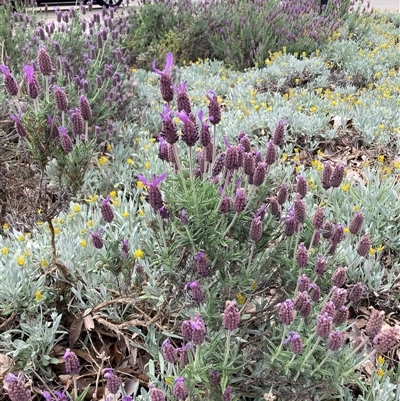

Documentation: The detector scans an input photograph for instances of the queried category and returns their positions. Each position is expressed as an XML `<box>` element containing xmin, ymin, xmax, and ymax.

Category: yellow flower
<box><xmin>106</xmin><ymin>143</ymin><xmax>112</xmax><ymax>151</ymax></box>
<box><xmin>150</xmin><ymin>138</ymin><xmax>156</xmax><ymax>143</ymax></box>
<box><xmin>17</xmin><ymin>234</ymin><xmax>25</xmax><ymax>242</ymax></box>
<box><xmin>1</xmin><ymin>247</ymin><xmax>9</xmax><ymax>255</ymax></box>
<box><xmin>344</xmin><ymin>227</ymin><xmax>350</xmax><ymax>234</ymax></box>
<box><xmin>295</xmin><ymin>166</ymin><xmax>301</xmax><ymax>173</ymax></box>
<box><xmin>73</xmin><ymin>204</ymin><xmax>81</xmax><ymax>213</ymax></box>
<box><xmin>377</xmin><ymin>155</ymin><xmax>385</xmax><ymax>163</ymax></box>
<box><xmin>80</xmin><ymin>240</ymin><xmax>87</xmax><ymax>247</ymax></box>
<box><xmin>236</xmin><ymin>293</ymin><xmax>246</xmax><ymax>306</ymax></box>
<box><xmin>281</xmin><ymin>153</ymin><xmax>288</xmax><ymax>162</ymax></box>
<box><xmin>251</xmin><ymin>280</ymin><xmax>257</xmax><ymax>290</ymax></box>
<box><xmin>98</xmin><ymin>155</ymin><xmax>108</xmax><ymax>166</ymax></box>
<box><xmin>310</xmin><ymin>106</ymin><xmax>317</xmax><ymax>113</ymax></box>
<box><xmin>377</xmin><ymin>355</ymin><xmax>385</xmax><ymax>365</ymax></box>
<box><xmin>377</xmin><ymin>245</ymin><xmax>385</xmax><ymax>252</ymax></box>
<box><xmin>369</xmin><ymin>248</ymin><xmax>376</xmax><ymax>256</ymax></box>
<box><xmin>109</xmin><ymin>191</ymin><xmax>117</xmax><ymax>198</ymax></box>
<box><xmin>137</xmin><ymin>181</ymin><xmax>144</xmax><ymax>189</ymax></box>
<box><xmin>127</xmin><ymin>158</ymin><xmax>134</xmax><ymax>165</ymax></box>
<box><xmin>59</xmin><ymin>218</ymin><xmax>65</xmax><ymax>224</ymax></box>
<box><xmin>85</xmin><ymin>195</ymin><xmax>98</xmax><ymax>203</ymax></box>
<box><xmin>87</xmin><ymin>220</ymin><xmax>94</xmax><ymax>228</ymax></box>
<box><xmin>341</xmin><ymin>183</ymin><xmax>350</xmax><ymax>192</ymax></box>
<box><xmin>307</xmin><ymin>179</ymin><xmax>316</xmax><ymax>190</ymax></box>
<box><xmin>164</xmin><ymin>376</ymin><xmax>174</xmax><ymax>386</ymax></box>
<box><xmin>293</xmin><ymin>155</ymin><xmax>299</xmax><ymax>162</ymax></box>
<box><xmin>54</xmin><ymin>227</ymin><xmax>60</xmax><ymax>235</ymax></box>
<box><xmin>395</xmin><ymin>161</ymin><xmax>400</xmax><ymax>169</ymax></box>
<box><xmin>122</xmin><ymin>211</ymin><xmax>130</xmax><ymax>217</ymax></box>
<box><xmin>67</xmin><ymin>214</ymin><xmax>74</xmax><ymax>219</ymax></box>
<box><xmin>41</xmin><ymin>259</ymin><xmax>48</xmax><ymax>268</ymax></box>
<box><xmin>35</xmin><ymin>291</ymin><xmax>43</xmax><ymax>302</ymax></box>
<box><xmin>377</xmin><ymin>368</ymin><xmax>385</xmax><ymax>378</ymax></box>
<box><xmin>138</xmin><ymin>210</ymin><xmax>145</xmax><ymax>217</ymax></box>
<box><xmin>134</xmin><ymin>249</ymin><xmax>144</xmax><ymax>259</ymax></box>
<box><xmin>353</xmin><ymin>205</ymin><xmax>359</xmax><ymax>212</ymax></box>
<box><xmin>112</xmin><ymin>199</ymin><xmax>119</xmax><ymax>207</ymax></box>
<box><xmin>145</xmin><ymin>161</ymin><xmax>151</xmax><ymax>169</ymax></box>
<box><xmin>16</xmin><ymin>255</ymin><xmax>26</xmax><ymax>266</ymax></box>
<box><xmin>2</xmin><ymin>223</ymin><xmax>9</xmax><ymax>230</ymax></box>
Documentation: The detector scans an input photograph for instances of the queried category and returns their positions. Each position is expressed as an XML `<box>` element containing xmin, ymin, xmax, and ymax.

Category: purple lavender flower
<box><xmin>4</xmin><ymin>373</ymin><xmax>30</xmax><ymax>401</ymax></box>
<box><xmin>357</xmin><ymin>234</ymin><xmax>371</xmax><ymax>257</ymax></box>
<box><xmin>53</xmin><ymin>85</ymin><xmax>68</xmax><ymax>112</ymax></box>
<box><xmin>329</xmin><ymin>162</ymin><xmax>345</xmax><ymax>188</ymax></box>
<box><xmin>70</xmin><ymin>108</ymin><xmax>85</xmax><ymax>137</ymax></box>
<box><xmin>330</xmin><ymin>287</ymin><xmax>348</xmax><ymax>309</ymax></box>
<box><xmin>173</xmin><ymin>377</ymin><xmax>188</xmax><ymax>400</ymax></box>
<box><xmin>278</xmin><ymin>299</ymin><xmax>294</xmax><ymax>325</ymax></box>
<box><xmin>349</xmin><ymin>211</ymin><xmax>364</xmax><ymax>234</ymax></box>
<box><xmin>207</xmin><ymin>90</ymin><xmax>221</xmax><ymax>125</ymax></box>
<box><xmin>373</xmin><ymin>326</ymin><xmax>400</xmax><ymax>354</ymax></box>
<box><xmin>349</xmin><ymin>282</ymin><xmax>364</xmax><ymax>304</ymax></box>
<box><xmin>295</xmin><ymin>243</ymin><xmax>308</xmax><ymax>267</ymax></box>
<box><xmin>310</xmin><ymin>283</ymin><xmax>321</xmax><ymax>302</ymax></box>
<box><xmin>249</xmin><ymin>215</ymin><xmax>262</xmax><ymax>242</ymax></box>
<box><xmin>47</xmin><ymin>115</ymin><xmax>60</xmax><ymax>139</ymax></box>
<box><xmin>331</xmin><ymin>266</ymin><xmax>347</xmax><ymax>288</ymax></box>
<box><xmin>191</xmin><ymin>315</ymin><xmax>207</xmax><ymax>345</ymax></box>
<box><xmin>293</xmin><ymin>194</ymin><xmax>306</xmax><ymax>223</ymax></box>
<box><xmin>253</xmin><ymin>162</ymin><xmax>267</xmax><ymax>186</ymax></box>
<box><xmin>316</xmin><ymin>312</ymin><xmax>333</xmax><ymax>338</ymax></box>
<box><xmin>176</xmin><ymin>110</ymin><xmax>198</xmax><ymax>147</ymax></box>
<box><xmin>0</xmin><ymin>65</ymin><xmax>18</xmax><ymax>96</ymax></box>
<box><xmin>321</xmin><ymin>301</ymin><xmax>336</xmax><ymax>317</ymax></box>
<box><xmin>101</xmin><ymin>195</ymin><xmax>114</xmax><ymax>223</ymax></box>
<box><xmin>328</xmin><ymin>330</ymin><xmax>344</xmax><ymax>351</ymax></box>
<box><xmin>243</xmin><ymin>152</ymin><xmax>255</xmax><ymax>176</ymax></box>
<box><xmin>365</xmin><ymin>309</ymin><xmax>385</xmax><ymax>338</ymax></box>
<box><xmin>180</xmin><ymin>209</ymin><xmax>188</xmax><ymax>226</ymax></box>
<box><xmin>152</xmin><ymin>52</ymin><xmax>174</xmax><ymax>102</ymax></box>
<box><xmin>284</xmin><ymin>331</ymin><xmax>303</xmax><ymax>354</ymax></box>
<box><xmin>174</xmin><ymin>81</ymin><xmax>191</xmax><ymax>114</ymax></box>
<box><xmin>211</xmin><ymin>152</ymin><xmax>226</xmax><ymax>177</ymax></box>
<box><xmin>223</xmin><ymin>300</ymin><xmax>240</xmax><ymax>330</ymax></box>
<box><xmin>161</xmin><ymin>338</ymin><xmax>177</xmax><ymax>364</ymax></box>
<box><xmin>63</xmin><ymin>348</ymin><xmax>80</xmax><ymax>374</ymax></box>
<box><xmin>272</xmin><ymin>119</ymin><xmax>286</xmax><ymax>146</ymax></box>
<box><xmin>277</xmin><ymin>183</ymin><xmax>288</xmax><ymax>205</ymax></box>
<box><xmin>157</xmin><ymin>135</ymin><xmax>169</xmax><ymax>162</ymax></box>
<box><xmin>239</xmin><ymin>134</ymin><xmax>251</xmax><ymax>152</ymax></box>
<box><xmin>179</xmin><ymin>344</ymin><xmax>189</xmax><ymax>367</ymax></box>
<box><xmin>79</xmin><ymin>95</ymin><xmax>92</xmax><ymax>121</ymax></box>
<box><xmin>136</xmin><ymin>173</ymin><xmax>167</xmax><ymax>213</ymax></box>
<box><xmin>321</xmin><ymin>162</ymin><xmax>332</xmax><ymax>190</ymax></box>
<box><xmin>198</xmin><ymin>110</ymin><xmax>211</xmax><ymax>147</ymax></box>
<box><xmin>159</xmin><ymin>205</ymin><xmax>170</xmax><ymax>219</ymax></box>
<box><xmin>297</xmin><ymin>274</ymin><xmax>310</xmax><ymax>292</ymax></box>
<box><xmin>195</xmin><ymin>252</ymin><xmax>210</xmax><ymax>277</ymax></box>
<box><xmin>269</xmin><ymin>197</ymin><xmax>281</xmax><ymax>219</ymax></box>
<box><xmin>59</xmin><ymin>126</ymin><xmax>73</xmax><ymax>153</ymax></box>
<box><xmin>150</xmin><ymin>386</ymin><xmax>166</xmax><ymax>401</ymax></box>
<box><xmin>296</xmin><ymin>175</ymin><xmax>307</xmax><ymax>198</ymax></box>
<box><xmin>314</xmin><ymin>254</ymin><xmax>326</xmax><ymax>275</ymax></box>
<box><xmin>89</xmin><ymin>229</ymin><xmax>104</xmax><ymax>249</ymax></box>
<box><xmin>284</xmin><ymin>213</ymin><xmax>296</xmax><ymax>237</ymax></box>
<box><xmin>220</xmin><ymin>196</ymin><xmax>231</xmax><ymax>214</ymax></box>
<box><xmin>103</xmin><ymin>368</ymin><xmax>120</xmax><ymax>394</ymax></box>
<box><xmin>121</xmin><ymin>239</ymin><xmax>129</xmax><ymax>258</ymax></box>
<box><xmin>23</xmin><ymin>65</ymin><xmax>40</xmax><ymax>99</ymax></box>
<box><xmin>181</xmin><ymin>319</ymin><xmax>193</xmax><ymax>342</ymax></box>
<box><xmin>333</xmin><ymin>306</ymin><xmax>349</xmax><ymax>325</ymax></box>
<box><xmin>233</xmin><ymin>181</ymin><xmax>246</xmax><ymax>213</ymax></box>
<box><xmin>160</xmin><ymin>103</ymin><xmax>178</xmax><ymax>145</ymax></box>
<box><xmin>38</xmin><ymin>45</ymin><xmax>53</xmax><ymax>76</ymax></box>
<box><xmin>222</xmin><ymin>387</ymin><xmax>233</xmax><ymax>401</ymax></box>
<box><xmin>265</xmin><ymin>140</ymin><xmax>276</xmax><ymax>166</ymax></box>
<box><xmin>312</xmin><ymin>207</ymin><xmax>325</xmax><ymax>230</ymax></box>
<box><xmin>10</xmin><ymin>111</ymin><xmax>27</xmax><ymax>137</ymax></box>
<box><xmin>210</xmin><ymin>369</ymin><xmax>221</xmax><ymax>386</ymax></box>
<box><xmin>185</xmin><ymin>281</ymin><xmax>205</xmax><ymax>303</ymax></box>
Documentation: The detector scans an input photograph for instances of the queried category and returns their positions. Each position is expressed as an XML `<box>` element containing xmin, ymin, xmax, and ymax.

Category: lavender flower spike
<box><xmin>10</xmin><ymin>111</ymin><xmax>27</xmax><ymax>137</ymax></box>
<box><xmin>152</xmin><ymin>52</ymin><xmax>174</xmax><ymax>102</ymax></box>
<box><xmin>207</xmin><ymin>89</ymin><xmax>221</xmax><ymax>125</ymax></box>
<box><xmin>0</xmin><ymin>65</ymin><xmax>18</xmax><ymax>96</ymax></box>
<box><xmin>23</xmin><ymin>64</ymin><xmax>40</xmax><ymax>99</ymax></box>
<box><xmin>136</xmin><ymin>173</ymin><xmax>167</xmax><ymax>212</ymax></box>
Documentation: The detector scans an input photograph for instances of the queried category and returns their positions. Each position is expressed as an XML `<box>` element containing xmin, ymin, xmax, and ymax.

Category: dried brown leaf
<box><xmin>69</xmin><ymin>317</ymin><xmax>84</xmax><ymax>349</ymax></box>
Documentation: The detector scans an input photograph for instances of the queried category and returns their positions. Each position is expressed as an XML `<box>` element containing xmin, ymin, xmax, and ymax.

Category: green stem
<box><xmin>73</xmin><ymin>375</ymin><xmax>78</xmax><ymax>400</ymax></box>
<box><xmin>311</xmin><ymin>349</ymin><xmax>332</xmax><ymax>376</ymax></box>
<box><xmin>157</xmin><ymin>214</ymin><xmax>168</xmax><ymax>250</ymax></box>
<box><xmin>271</xmin><ymin>325</ymin><xmax>288</xmax><ymax>363</ymax></box>
<box><xmin>224</xmin><ymin>329</ymin><xmax>232</xmax><ymax>366</ymax></box>
<box><xmin>223</xmin><ymin>212</ymin><xmax>239</xmax><ymax>237</ymax></box>
<box><xmin>173</xmin><ymin>143</ymin><xmax>188</xmax><ymax>192</ymax></box>
<box><xmin>294</xmin><ymin>336</ymin><xmax>321</xmax><ymax>381</ymax></box>
<box><xmin>247</xmin><ymin>242</ymin><xmax>256</xmax><ymax>270</ymax></box>
<box><xmin>188</xmin><ymin>146</ymin><xmax>200</xmax><ymax>222</ymax></box>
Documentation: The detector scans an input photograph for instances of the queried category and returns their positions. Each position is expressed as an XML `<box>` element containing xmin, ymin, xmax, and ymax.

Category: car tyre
<box><xmin>95</xmin><ymin>0</ymin><xmax>124</xmax><ymax>7</ymax></box>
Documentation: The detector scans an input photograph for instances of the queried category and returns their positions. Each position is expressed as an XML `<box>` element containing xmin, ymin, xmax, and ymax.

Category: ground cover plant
<box><xmin>0</xmin><ymin>1</ymin><xmax>400</xmax><ymax>401</ymax></box>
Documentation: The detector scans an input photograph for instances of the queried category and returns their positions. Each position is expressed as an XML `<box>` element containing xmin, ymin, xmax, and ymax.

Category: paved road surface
<box><xmin>366</xmin><ymin>0</ymin><xmax>399</xmax><ymax>11</ymax></box>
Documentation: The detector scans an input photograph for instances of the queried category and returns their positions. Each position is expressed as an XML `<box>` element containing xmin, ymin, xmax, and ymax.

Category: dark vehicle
<box><xmin>32</xmin><ymin>0</ymin><xmax>124</xmax><ymax>8</ymax></box>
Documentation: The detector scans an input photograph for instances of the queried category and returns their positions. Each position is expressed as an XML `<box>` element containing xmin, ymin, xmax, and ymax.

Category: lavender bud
<box><xmin>312</xmin><ymin>230</ymin><xmax>321</xmax><ymax>246</ymax></box>
<box><xmin>314</xmin><ymin>254</ymin><xmax>326</xmax><ymax>275</ymax></box>
<box><xmin>250</xmin><ymin>216</ymin><xmax>262</xmax><ymax>242</ymax></box>
<box><xmin>277</xmin><ymin>183</ymin><xmax>288</xmax><ymax>205</ymax></box>
<box><xmin>349</xmin><ymin>282</ymin><xmax>364</xmax><ymax>304</ymax></box>
<box><xmin>207</xmin><ymin>90</ymin><xmax>221</xmax><ymax>125</ymax></box>
<box><xmin>194</xmin><ymin>252</ymin><xmax>209</xmax><ymax>277</ymax></box>
<box><xmin>328</xmin><ymin>330</ymin><xmax>344</xmax><ymax>351</ymax></box>
<box><xmin>101</xmin><ymin>195</ymin><xmax>114</xmax><ymax>223</ymax></box>
<box><xmin>320</xmin><ymin>301</ymin><xmax>336</xmax><ymax>317</ymax></box>
<box><xmin>180</xmin><ymin>209</ymin><xmax>188</xmax><ymax>226</ymax></box>
<box><xmin>333</xmin><ymin>306</ymin><xmax>349</xmax><ymax>325</ymax></box>
<box><xmin>10</xmin><ymin>112</ymin><xmax>27</xmax><ymax>137</ymax></box>
<box><xmin>310</xmin><ymin>283</ymin><xmax>321</xmax><ymax>302</ymax></box>
<box><xmin>53</xmin><ymin>86</ymin><xmax>68</xmax><ymax>111</ymax></box>
<box><xmin>239</xmin><ymin>134</ymin><xmax>251</xmax><ymax>152</ymax></box>
<box><xmin>284</xmin><ymin>215</ymin><xmax>296</xmax><ymax>237</ymax></box>
<box><xmin>222</xmin><ymin>387</ymin><xmax>233</xmax><ymax>401</ymax></box>
<box><xmin>161</xmin><ymin>339</ymin><xmax>177</xmax><ymax>364</ymax></box>
<box><xmin>63</xmin><ymin>348</ymin><xmax>80</xmax><ymax>374</ymax></box>
<box><xmin>0</xmin><ymin>65</ymin><xmax>19</xmax><ymax>96</ymax></box>
<box><xmin>312</xmin><ymin>207</ymin><xmax>325</xmax><ymax>230</ymax></box>
<box><xmin>179</xmin><ymin>345</ymin><xmax>189</xmax><ymax>367</ymax></box>
<box><xmin>331</xmin><ymin>266</ymin><xmax>347</xmax><ymax>288</ymax></box>
<box><xmin>38</xmin><ymin>46</ymin><xmax>53</xmax><ymax>76</ymax></box>
<box><xmin>89</xmin><ymin>229</ymin><xmax>104</xmax><ymax>249</ymax></box>
<box><xmin>272</xmin><ymin>119</ymin><xmax>286</xmax><ymax>146</ymax></box>
<box><xmin>357</xmin><ymin>234</ymin><xmax>371</xmax><ymax>257</ymax></box>
<box><xmin>210</xmin><ymin>370</ymin><xmax>221</xmax><ymax>386</ymax></box>
<box><xmin>269</xmin><ymin>197</ymin><xmax>281</xmax><ymax>219</ymax></box>
<box><xmin>159</xmin><ymin>206</ymin><xmax>170</xmax><ymax>219</ymax></box>
<box><xmin>316</xmin><ymin>312</ymin><xmax>333</xmax><ymax>338</ymax></box>
<box><xmin>349</xmin><ymin>211</ymin><xmax>364</xmax><ymax>234</ymax></box>
<box><xmin>220</xmin><ymin>196</ymin><xmax>231</xmax><ymax>214</ymax></box>
<box><xmin>284</xmin><ymin>331</ymin><xmax>303</xmax><ymax>354</ymax></box>
<box><xmin>199</xmin><ymin>122</ymin><xmax>211</xmax><ymax>147</ymax></box>
<box><xmin>293</xmin><ymin>194</ymin><xmax>306</xmax><ymax>223</ymax></box>
<box><xmin>181</xmin><ymin>320</ymin><xmax>193</xmax><ymax>342</ymax></box>
<box><xmin>173</xmin><ymin>377</ymin><xmax>188</xmax><ymax>401</ymax></box>
<box><xmin>243</xmin><ymin>152</ymin><xmax>255</xmax><ymax>176</ymax></box>
<box><xmin>175</xmin><ymin>82</ymin><xmax>191</xmax><ymax>114</ymax></box>
<box><xmin>79</xmin><ymin>95</ymin><xmax>92</xmax><ymax>121</ymax></box>
<box><xmin>365</xmin><ymin>309</ymin><xmax>385</xmax><ymax>338</ymax></box>
<box><xmin>223</xmin><ymin>300</ymin><xmax>240</xmax><ymax>330</ymax></box>
<box><xmin>186</xmin><ymin>281</ymin><xmax>205</xmax><ymax>303</ymax></box>
<box><xmin>295</xmin><ymin>243</ymin><xmax>308</xmax><ymax>267</ymax></box>
<box><xmin>59</xmin><ymin>126</ymin><xmax>73</xmax><ymax>153</ymax></box>
<box><xmin>321</xmin><ymin>162</ymin><xmax>332</xmax><ymax>190</ymax></box>
<box><xmin>331</xmin><ymin>223</ymin><xmax>344</xmax><ymax>245</ymax></box>
<box><xmin>296</xmin><ymin>175</ymin><xmax>307</xmax><ymax>198</ymax></box>
<box><xmin>103</xmin><ymin>368</ymin><xmax>120</xmax><ymax>394</ymax></box>
<box><xmin>70</xmin><ymin>109</ymin><xmax>84</xmax><ymax>137</ymax></box>
<box><xmin>330</xmin><ymin>162</ymin><xmax>345</xmax><ymax>188</ymax></box>
<box><xmin>322</xmin><ymin>220</ymin><xmax>334</xmax><ymax>239</ymax></box>
<box><xmin>4</xmin><ymin>373</ymin><xmax>30</xmax><ymax>401</ymax></box>
<box><xmin>225</xmin><ymin>145</ymin><xmax>240</xmax><ymax>170</ymax></box>
<box><xmin>150</xmin><ymin>387</ymin><xmax>165</xmax><ymax>401</ymax></box>
<box><xmin>160</xmin><ymin>74</ymin><xmax>174</xmax><ymax>103</ymax></box>
<box><xmin>191</xmin><ymin>315</ymin><xmax>206</xmax><ymax>345</ymax></box>
<box><xmin>278</xmin><ymin>299</ymin><xmax>294</xmax><ymax>325</ymax></box>
<box><xmin>211</xmin><ymin>152</ymin><xmax>226</xmax><ymax>177</ymax></box>
<box><xmin>233</xmin><ymin>187</ymin><xmax>246</xmax><ymax>213</ymax></box>
<box><xmin>265</xmin><ymin>140</ymin><xmax>276</xmax><ymax>165</ymax></box>
<box><xmin>373</xmin><ymin>326</ymin><xmax>400</xmax><ymax>354</ymax></box>
<box><xmin>253</xmin><ymin>162</ymin><xmax>267</xmax><ymax>186</ymax></box>
<box><xmin>148</xmin><ymin>186</ymin><xmax>163</xmax><ymax>212</ymax></box>
<box><xmin>330</xmin><ymin>287</ymin><xmax>348</xmax><ymax>309</ymax></box>
<box><xmin>297</xmin><ymin>274</ymin><xmax>310</xmax><ymax>292</ymax></box>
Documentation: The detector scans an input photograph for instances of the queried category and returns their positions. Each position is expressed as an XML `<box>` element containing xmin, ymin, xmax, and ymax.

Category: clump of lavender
<box><xmin>161</xmin><ymin>338</ymin><xmax>177</xmax><ymax>363</ymax></box>
<box><xmin>89</xmin><ymin>229</ymin><xmax>104</xmax><ymax>249</ymax></box>
<box><xmin>223</xmin><ymin>300</ymin><xmax>240</xmax><ymax>330</ymax></box>
<box><xmin>0</xmin><ymin>65</ymin><xmax>19</xmax><ymax>96</ymax></box>
<box><xmin>4</xmin><ymin>373</ymin><xmax>30</xmax><ymax>401</ymax></box>
<box><xmin>185</xmin><ymin>280</ymin><xmax>205</xmax><ymax>303</ymax></box>
<box><xmin>194</xmin><ymin>251</ymin><xmax>210</xmax><ymax>277</ymax></box>
<box><xmin>63</xmin><ymin>348</ymin><xmax>80</xmax><ymax>374</ymax></box>
<box><xmin>101</xmin><ymin>195</ymin><xmax>114</xmax><ymax>223</ymax></box>
<box><xmin>136</xmin><ymin>173</ymin><xmax>167</xmax><ymax>213</ymax></box>
<box><xmin>10</xmin><ymin>111</ymin><xmax>27</xmax><ymax>137</ymax></box>
<box><xmin>103</xmin><ymin>368</ymin><xmax>120</xmax><ymax>394</ymax></box>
